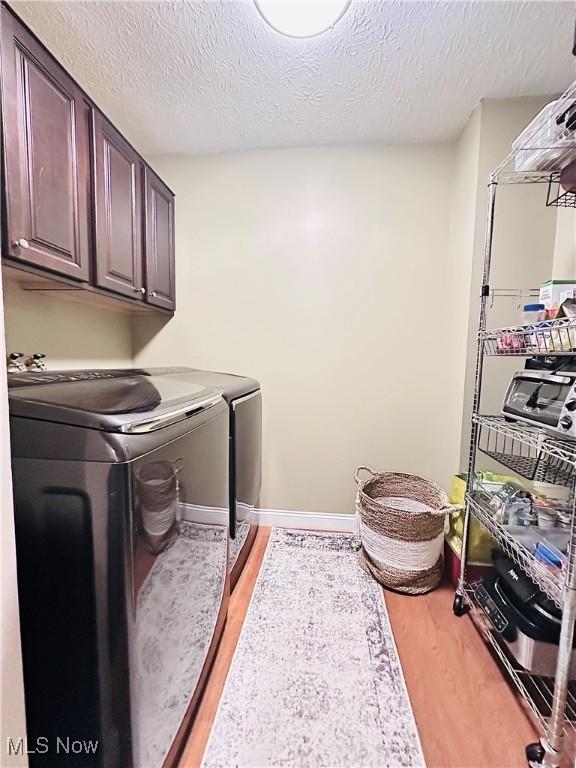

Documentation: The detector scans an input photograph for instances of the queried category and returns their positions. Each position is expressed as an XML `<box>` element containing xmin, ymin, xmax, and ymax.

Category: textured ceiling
<box><xmin>11</xmin><ymin>0</ymin><xmax>576</xmax><ymax>155</ymax></box>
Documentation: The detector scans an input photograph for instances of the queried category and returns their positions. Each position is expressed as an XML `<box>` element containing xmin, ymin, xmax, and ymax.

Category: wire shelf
<box><xmin>475</xmin><ymin>415</ymin><xmax>576</xmax><ymax>487</ymax></box>
<box><xmin>480</xmin><ymin>317</ymin><xmax>576</xmax><ymax>356</ymax></box>
<box><xmin>463</xmin><ymin>585</ymin><xmax>576</xmax><ymax>737</ymax></box>
<box><xmin>466</xmin><ymin>491</ymin><xmax>565</xmax><ymax>607</ymax></box>
<box><xmin>547</xmin><ymin>180</ymin><xmax>576</xmax><ymax>208</ymax></box>
<box><xmin>494</xmin><ymin>169</ymin><xmax>560</xmax><ymax>186</ymax></box>
<box><xmin>479</xmin><ymin>442</ymin><xmax>574</xmax><ymax>486</ymax></box>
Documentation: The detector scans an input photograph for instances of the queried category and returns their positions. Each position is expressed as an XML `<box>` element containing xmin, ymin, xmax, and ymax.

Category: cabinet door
<box><xmin>1</xmin><ymin>8</ymin><xmax>90</xmax><ymax>280</ymax></box>
<box><xmin>143</xmin><ymin>167</ymin><xmax>175</xmax><ymax>311</ymax></box>
<box><xmin>92</xmin><ymin>110</ymin><xmax>144</xmax><ymax>299</ymax></box>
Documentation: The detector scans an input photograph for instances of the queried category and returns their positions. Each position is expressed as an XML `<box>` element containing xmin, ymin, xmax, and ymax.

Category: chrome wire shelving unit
<box><xmin>462</xmin><ymin>585</ymin><xmax>576</xmax><ymax>737</ymax></box>
<box><xmin>454</xmin><ymin>81</ymin><xmax>576</xmax><ymax>768</ymax></box>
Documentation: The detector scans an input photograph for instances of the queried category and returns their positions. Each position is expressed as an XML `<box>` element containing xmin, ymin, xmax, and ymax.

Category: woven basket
<box><xmin>355</xmin><ymin>467</ymin><xmax>455</xmax><ymax>595</ymax></box>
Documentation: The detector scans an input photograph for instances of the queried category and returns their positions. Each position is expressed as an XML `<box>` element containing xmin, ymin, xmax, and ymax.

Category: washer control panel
<box><xmin>7</xmin><ymin>370</ymin><xmax>120</xmax><ymax>387</ymax></box>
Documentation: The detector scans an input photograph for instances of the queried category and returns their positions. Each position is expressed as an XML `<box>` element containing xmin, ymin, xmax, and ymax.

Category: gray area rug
<box><xmin>202</xmin><ymin>528</ymin><xmax>425</xmax><ymax>768</ymax></box>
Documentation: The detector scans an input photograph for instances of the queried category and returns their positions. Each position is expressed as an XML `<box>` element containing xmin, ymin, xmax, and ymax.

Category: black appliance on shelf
<box><xmin>475</xmin><ymin>553</ymin><xmax>576</xmax><ymax>678</ymax></box>
<box><xmin>502</xmin><ymin>367</ymin><xmax>576</xmax><ymax>440</ymax></box>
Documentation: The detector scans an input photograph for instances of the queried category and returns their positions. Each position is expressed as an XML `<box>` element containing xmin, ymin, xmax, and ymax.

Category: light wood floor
<box><xmin>179</xmin><ymin>527</ymin><xmax>536</xmax><ymax>768</ymax></box>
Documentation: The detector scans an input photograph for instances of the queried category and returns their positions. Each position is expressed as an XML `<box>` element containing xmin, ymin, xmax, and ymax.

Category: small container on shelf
<box><xmin>541</xmin><ymin>499</ymin><xmax>572</xmax><ymax>531</ymax></box>
<box><xmin>496</xmin><ymin>330</ymin><xmax>526</xmax><ymax>354</ymax></box>
<box><xmin>521</xmin><ymin>304</ymin><xmax>547</xmax><ymax>352</ymax></box>
<box><xmin>534</xmin><ymin>505</ymin><xmax>558</xmax><ymax>530</ymax></box>
<box><xmin>509</xmin><ymin>501</ymin><xmax>537</xmax><ymax>527</ymax></box>
<box><xmin>533</xmin><ymin>540</ymin><xmax>566</xmax><ymax>571</ymax></box>
<box><xmin>523</xmin><ymin>303</ymin><xmax>547</xmax><ymax>325</ymax></box>
<box><xmin>489</xmin><ymin>481</ymin><xmax>532</xmax><ymax>524</ymax></box>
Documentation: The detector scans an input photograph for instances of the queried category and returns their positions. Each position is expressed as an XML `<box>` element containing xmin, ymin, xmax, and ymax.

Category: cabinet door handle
<box><xmin>148</xmin><ymin>291</ymin><xmax>157</xmax><ymax>298</ymax></box>
<box><xmin>13</xmin><ymin>238</ymin><xmax>29</xmax><ymax>249</ymax></box>
<box><xmin>134</xmin><ymin>287</ymin><xmax>145</xmax><ymax>294</ymax></box>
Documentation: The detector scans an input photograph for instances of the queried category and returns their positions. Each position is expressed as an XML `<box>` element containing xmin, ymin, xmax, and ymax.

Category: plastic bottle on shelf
<box><xmin>522</xmin><ymin>303</ymin><xmax>547</xmax><ymax>351</ymax></box>
<box><xmin>522</xmin><ymin>303</ymin><xmax>546</xmax><ymax>325</ymax></box>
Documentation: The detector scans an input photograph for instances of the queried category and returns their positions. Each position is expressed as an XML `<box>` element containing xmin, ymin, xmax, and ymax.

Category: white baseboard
<box><xmin>180</xmin><ymin>502</ymin><xmax>355</xmax><ymax>533</ymax></box>
<box><xmin>255</xmin><ymin>508</ymin><xmax>355</xmax><ymax>532</ymax></box>
<box><xmin>180</xmin><ymin>502</ymin><xmax>228</xmax><ymax>527</ymax></box>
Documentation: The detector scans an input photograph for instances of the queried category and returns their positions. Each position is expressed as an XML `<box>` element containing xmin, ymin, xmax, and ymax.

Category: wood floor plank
<box><xmin>179</xmin><ymin>530</ymin><xmax>537</xmax><ymax>768</ymax></box>
<box><xmin>385</xmin><ymin>583</ymin><xmax>537</xmax><ymax>768</ymax></box>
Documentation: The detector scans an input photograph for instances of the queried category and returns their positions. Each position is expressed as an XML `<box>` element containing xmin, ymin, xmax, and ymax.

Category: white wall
<box><xmin>133</xmin><ymin>145</ymin><xmax>458</xmax><ymax>514</ymax></box>
<box><xmin>3</xmin><ymin>276</ymin><xmax>133</xmax><ymax>370</ymax></box>
<box><xmin>553</xmin><ymin>208</ymin><xmax>576</xmax><ymax>279</ymax></box>
<box><xmin>0</xmin><ymin>275</ymin><xmax>28</xmax><ymax>768</ymax></box>
<box><xmin>446</xmin><ymin>104</ymin><xmax>481</xmax><ymax>475</ymax></box>
<box><xmin>1</xmin><ymin>96</ymin><xmax>560</xmax><ymax>516</ymax></box>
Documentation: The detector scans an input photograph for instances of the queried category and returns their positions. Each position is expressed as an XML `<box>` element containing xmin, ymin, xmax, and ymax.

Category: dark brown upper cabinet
<box><xmin>92</xmin><ymin>110</ymin><xmax>144</xmax><ymax>300</ymax></box>
<box><xmin>0</xmin><ymin>6</ymin><xmax>90</xmax><ymax>281</ymax></box>
<box><xmin>144</xmin><ymin>167</ymin><xmax>175</xmax><ymax>311</ymax></box>
<box><xmin>1</xmin><ymin>5</ymin><xmax>175</xmax><ymax>314</ymax></box>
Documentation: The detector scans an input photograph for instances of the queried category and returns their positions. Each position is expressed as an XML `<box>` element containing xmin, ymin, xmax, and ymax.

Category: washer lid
<box><xmin>8</xmin><ymin>369</ymin><xmax>223</xmax><ymax>432</ymax></box>
<box><xmin>166</xmin><ymin>368</ymin><xmax>260</xmax><ymax>402</ymax></box>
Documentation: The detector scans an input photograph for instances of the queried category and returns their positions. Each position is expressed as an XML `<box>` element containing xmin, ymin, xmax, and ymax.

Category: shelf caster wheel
<box><xmin>453</xmin><ymin>593</ymin><xmax>468</xmax><ymax>617</ymax></box>
<box><xmin>525</xmin><ymin>742</ymin><xmax>545</xmax><ymax>765</ymax></box>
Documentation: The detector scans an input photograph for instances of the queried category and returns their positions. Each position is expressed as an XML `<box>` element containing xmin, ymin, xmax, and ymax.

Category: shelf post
<box><xmin>539</xmin><ymin>481</ymin><xmax>576</xmax><ymax>767</ymax></box>
<box><xmin>454</xmin><ymin>180</ymin><xmax>498</xmax><ymax>614</ymax></box>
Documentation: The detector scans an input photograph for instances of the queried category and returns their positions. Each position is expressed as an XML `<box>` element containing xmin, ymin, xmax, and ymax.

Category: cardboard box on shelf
<box><xmin>444</xmin><ymin>539</ymin><xmax>493</xmax><ymax>588</ymax></box>
<box><xmin>540</xmin><ymin>280</ymin><xmax>576</xmax><ymax>311</ymax></box>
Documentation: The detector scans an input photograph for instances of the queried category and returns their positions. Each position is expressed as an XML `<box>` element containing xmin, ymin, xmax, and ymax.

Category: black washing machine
<box><xmin>166</xmin><ymin>369</ymin><xmax>262</xmax><ymax>588</ymax></box>
<box><xmin>8</xmin><ymin>368</ymin><xmax>230</xmax><ymax>767</ymax></box>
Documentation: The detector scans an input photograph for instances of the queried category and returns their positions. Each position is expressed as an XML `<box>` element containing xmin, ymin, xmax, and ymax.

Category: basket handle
<box><xmin>354</xmin><ymin>466</ymin><xmax>377</xmax><ymax>485</ymax></box>
<box><xmin>432</xmin><ymin>503</ymin><xmax>462</xmax><ymax>517</ymax></box>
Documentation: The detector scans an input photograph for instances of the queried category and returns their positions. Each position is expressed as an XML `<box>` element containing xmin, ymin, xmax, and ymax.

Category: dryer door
<box><xmin>231</xmin><ymin>390</ymin><xmax>262</xmax><ymax>538</ymax></box>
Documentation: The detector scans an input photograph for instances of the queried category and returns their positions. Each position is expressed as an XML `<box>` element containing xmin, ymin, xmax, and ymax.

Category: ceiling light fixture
<box><xmin>254</xmin><ymin>0</ymin><xmax>350</xmax><ymax>39</ymax></box>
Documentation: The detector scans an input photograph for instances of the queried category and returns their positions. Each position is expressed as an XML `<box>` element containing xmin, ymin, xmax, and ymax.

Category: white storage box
<box><xmin>513</xmin><ymin>99</ymin><xmax>576</xmax><ymax>172</ymax></box>
<box><xmin>540</xmin><ymin>280</ymin><xmax>576</xmax><ymax>310</ymax></box>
